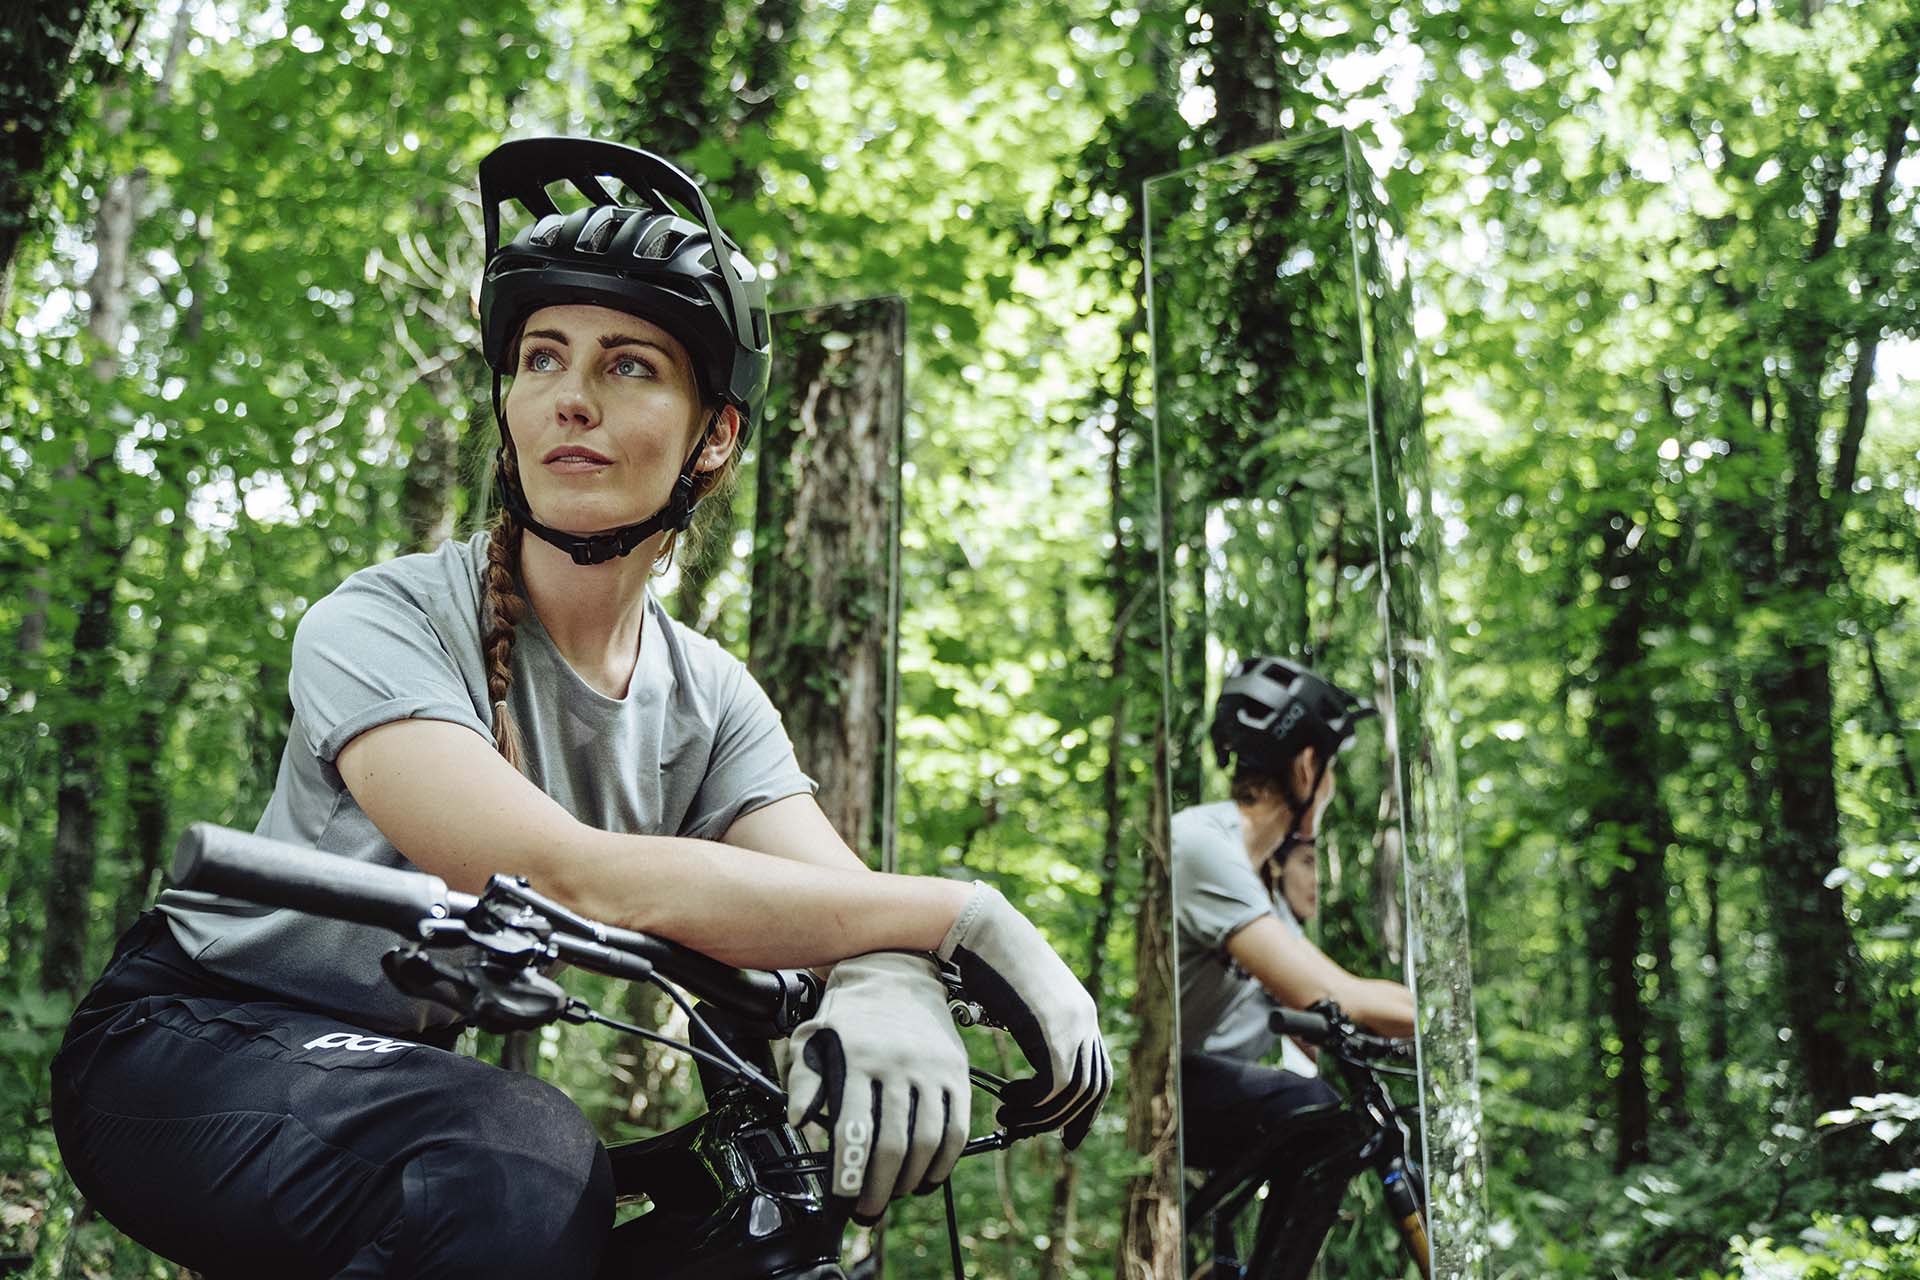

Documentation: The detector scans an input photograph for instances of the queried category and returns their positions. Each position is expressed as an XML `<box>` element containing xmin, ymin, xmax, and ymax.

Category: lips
<box><xmin>543</xmin><ymin>446</ymin><xmax>612</xmax><ymax>465</ymax></box>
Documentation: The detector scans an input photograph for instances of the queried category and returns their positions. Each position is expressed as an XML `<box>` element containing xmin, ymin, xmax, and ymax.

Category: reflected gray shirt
<box><xmin>1173</xmin><ymin>801</ymin><xmax>1285</xmax><ymax>1062</ymax></box>
<box><xmin>158</xmin><ymin>531</ymin><xmax>816</xmax><ymax>1034</ymax></box>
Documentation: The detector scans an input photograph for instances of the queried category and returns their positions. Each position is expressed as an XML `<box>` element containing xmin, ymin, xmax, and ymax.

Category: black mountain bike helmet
<box><xmin>1212</xmin><ymin>657</ymin><xmax>1377</xmax><ymax>862</ymax></box>
<box><xmin>1211</xmin><ymin>656</ymin><xmax>1375</xmax><ymax>778</ymax></box>
<box><xmin>476</xmin><ymin>136</ymin><xmax>773</xmax><ymax>565</ymax></box>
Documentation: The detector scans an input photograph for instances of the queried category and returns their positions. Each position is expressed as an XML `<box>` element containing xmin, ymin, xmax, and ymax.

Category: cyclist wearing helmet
<box><xmin>50</xmin><ymin>137</ymin><xmax>1107</xmax><ymax>1279</ymax></box>
<box><xmin>1174</xmin><ymin>657</ymin><xmax>1414</xmax><ymax>1211</ymax></box>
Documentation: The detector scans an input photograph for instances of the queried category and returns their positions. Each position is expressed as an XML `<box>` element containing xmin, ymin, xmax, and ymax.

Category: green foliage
<box><xmin>5</xmin><ymin>0</ymin><xmax>1918</xmax><ymax>1274</ymax></box>
<box><xmin>1717</xmin><ymin>1218</ymin><xmax>1920</xmax><ymax>1280</ymax></box>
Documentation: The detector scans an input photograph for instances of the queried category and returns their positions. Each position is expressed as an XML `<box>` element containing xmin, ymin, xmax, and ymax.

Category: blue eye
<box><xmin>612</xmin><ymin>354</ymin><xmax>653</xmax><ymax>378</ymax></box>
<box><xmin>522</xmin><ymin>348</ymin><xmax>561</xmax><ymax>373</ymax></box>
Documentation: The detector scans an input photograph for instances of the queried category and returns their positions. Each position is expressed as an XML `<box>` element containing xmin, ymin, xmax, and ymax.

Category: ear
<box><xmin>697</xmin><ymin>404</ymin><xmax>742</xmax><ymax>474</ymax></box>
<box><xmin>1289</xmin><ymin>748</ymin><xmax>1319</xmax><ymax>803</ymax></box>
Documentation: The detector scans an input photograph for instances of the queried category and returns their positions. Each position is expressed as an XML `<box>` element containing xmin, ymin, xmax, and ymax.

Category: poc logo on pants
<box><xmin>837</xmin><ymin>1117</ymin><xmax>872</xmax><ymax>1195</ymax></box>
<box><xmin>301</xmin><ymin>1032</ymin><xmax>411</xmax><ymax>1055</ymax></box>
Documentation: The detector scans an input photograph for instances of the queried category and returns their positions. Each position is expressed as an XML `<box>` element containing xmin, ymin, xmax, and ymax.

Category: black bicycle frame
<box><xmin>1183</xmin><ymin>1006</ymin><xmax>1429</xmax><ymax>1280</ymax></box>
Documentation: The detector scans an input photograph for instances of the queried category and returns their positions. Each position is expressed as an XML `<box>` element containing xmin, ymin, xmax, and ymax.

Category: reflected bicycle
<box><xmin>1184</xmin><ymin>1001</ymin><xmax>1429</xmax><ymax>1280</ymax></box>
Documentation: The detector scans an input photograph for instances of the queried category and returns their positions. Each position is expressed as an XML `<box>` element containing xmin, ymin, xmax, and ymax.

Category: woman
<box><xmin>50</xmin><ymin>137</ymin><xmax>1107</xmax><ymax>1279</ymax></box>
<box><xmin>1173</xmin><ymin>657</ymin><xmax>1413</xmax><ymax>1259</ymax></box>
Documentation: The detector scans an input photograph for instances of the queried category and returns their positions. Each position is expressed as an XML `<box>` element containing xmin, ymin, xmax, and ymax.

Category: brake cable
<box><xmin>569</xmin><ymin>999</ymin><xmax>785</xmax><ymax>1103</ymax></box>
<box><xmin>944</xmin><ymin>1180</ymin><xmax>965</xmax><ymax>1280</ymax></box>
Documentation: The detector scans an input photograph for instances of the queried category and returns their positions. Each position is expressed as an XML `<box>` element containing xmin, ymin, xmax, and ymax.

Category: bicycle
<box><xmin>169</xmin><ymin>822</ymin><xmax>1028</xmax><ymax>1280</ymax></box>
<box><xmin>1183</xmin><ymin>1002</ymin><xmax>1429</xmax><ymax>1280</ymax></box>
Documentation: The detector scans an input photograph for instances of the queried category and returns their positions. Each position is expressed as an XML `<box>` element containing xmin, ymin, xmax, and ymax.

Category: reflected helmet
<box><xmin>478</xmin><ymin>136</ymin><xmax>772</xmax><ymax>437</ymax></box>
<box><xmin>1210</xmin><ymin>656</ymin><xmax>1376</xmax><ymax>777</ymax></box>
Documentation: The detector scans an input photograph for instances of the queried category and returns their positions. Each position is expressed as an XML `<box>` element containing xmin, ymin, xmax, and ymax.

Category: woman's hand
<box><xmin>937</xmin><ymin>883</ymin><xmax>1110</xmax><ymax>1148</ymax></box>
<box><xmin>786</xmin><ymin>952</ymin><xmax>970</xmax><ymax>1222</ymax></box>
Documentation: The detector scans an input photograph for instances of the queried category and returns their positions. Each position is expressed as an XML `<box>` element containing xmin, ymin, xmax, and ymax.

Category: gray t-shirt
<box><xmin>1173</xmin><ymin>801</ymin><xmax>1284</xmax><ymax>1062</ymax></box>
<box><xmin>157</xmin><ymin>531</ymin><xmax>816</xmax><ymax>1034</ymax></box>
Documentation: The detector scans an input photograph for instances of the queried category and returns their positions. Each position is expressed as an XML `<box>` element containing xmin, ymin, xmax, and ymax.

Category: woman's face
<box><xmin>1279</xmin><ymin>841</ymin><xmax>1319</xmax><ymax>921</ymax></box>
<box><xmin>502</xmin><ymin>304</ymin><xmax>735</xmax><ymax>534</ymax></box>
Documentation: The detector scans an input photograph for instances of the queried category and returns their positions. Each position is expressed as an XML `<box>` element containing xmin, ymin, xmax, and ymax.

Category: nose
<box><xmin>553</xmin><ymin>369</ymin><xmax>598</xmax><ymax>429</ymax></box>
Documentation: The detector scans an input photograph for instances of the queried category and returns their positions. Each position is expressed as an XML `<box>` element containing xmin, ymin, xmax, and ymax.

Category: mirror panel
<box><xmin>1146</xmin><ymin>131</ymin><xmax>1488</xmax><ymax>1276</ymax></box>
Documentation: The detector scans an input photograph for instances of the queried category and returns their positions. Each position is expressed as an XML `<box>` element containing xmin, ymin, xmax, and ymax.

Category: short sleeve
<box><xmin>679</xmin><ymin>660</ymin><xmax>817</xmax><ymax>839</ymax></box>
<box><xmin>1173</xmin><ymin>810</ymin><xmax>1276</xmax><ymax>954</ymax></box>
<box><xmin>290</xmin><ymin>577</ymin><xmax>491</xmax><ymax>769</ymax></box>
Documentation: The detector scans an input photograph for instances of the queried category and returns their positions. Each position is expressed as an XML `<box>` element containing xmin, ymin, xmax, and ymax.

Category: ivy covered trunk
<box><xmin>748</xmin><ymin>299</ymin><xmax>903</xmax><ymax>854</ymax></box>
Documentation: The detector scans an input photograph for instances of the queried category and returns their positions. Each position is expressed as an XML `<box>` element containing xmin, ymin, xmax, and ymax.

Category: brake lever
<box><xmin>380</xmin><ymin>943</ymin><xmax>570</xmax><ymax>1032</ymax></box>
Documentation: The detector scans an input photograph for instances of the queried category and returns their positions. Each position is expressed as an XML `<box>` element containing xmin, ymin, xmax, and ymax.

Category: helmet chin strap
<box><xmin>491</xmin><ymin>372</ymin><xmax>716</xmax><ymax>567</ymax></box>
<box><xmin>1266</xmin><ymin>751</ymin><xmax>1333</xmax><ymax>866</ymax></box>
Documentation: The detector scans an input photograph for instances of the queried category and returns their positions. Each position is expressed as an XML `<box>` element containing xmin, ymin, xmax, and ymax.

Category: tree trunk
<box><xmin>1644</xmin><ymin>849</ymin><xmax>1687</xmax><ymax>1125</ymax></box>
<box><xmin>0</xmin><ymin>2</ymin><xmax>140</xmax><ymax>309</ymax></box>
<box><xmin>1737</xmin><ymin>104</ymin><xmax>1907</xmax><ymax>1117</ymax></box>
<box><xmin>621</xmin><ymin>0</ymin><xmax>727</xmax><ymax>162</ymax></box>
<box><xmin>1119</xmin><ymin>726</ymin><xmax>1181</xmax><ymax>1280</ymax></box>
<box><xmin>1702</xmin><ymin>833</ymin><xmax>1729</xmax><ymax>1077</ymax></box>
<box><xmin>1753</xmin><ymin>638</ymin><xmax>1874</xmax><ymax>1110</ymax></box>
<box><xmin>1755</xmin><ymin>372</ymin><xmax>1875</xmax><ymax>1112</ymax></box>
<box><xmin>42</xmin><ymin>552</ymin><xmax>120</xmax><ymax>995</ymax></box>
<box><xmin>36</xmin><ymin>42</ymin><xmax>161</xmax><ymax>989</ymax></box>
<box><xmin>117</xmin><ymin>518</ymin><xmax>193</xmax><ymax>929</ymax></box>
<box><xmin>724</xmin><ymin>0</ymin><xmax>801</xmax><ymax>208</ymax></box>
<box><xmin>1198</xmin><ymin>1</ymin><xmax>1282</xmax><ymax>153</ymax></box>
<box><xmin>1586</xmin><ymin>513</ymin><xmax>1677</xmax><ymax>1167</ymax></box>
<box><xmin>747</xmin><ymin>300</ymin><xmax>902</xmax><ymax>852</ymax></box>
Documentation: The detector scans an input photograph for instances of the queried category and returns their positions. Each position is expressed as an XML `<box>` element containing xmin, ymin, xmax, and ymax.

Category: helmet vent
<box><xmin>632</xmin><ymin>217</ymin><xmax>688</xmax><ymax>261</ymax></box>
<box><xmin>529</xmin><ymin>214</ymin><xmax>567</xmax><ymax>247</ymax></box>
<box><xmin>577</xmin><ymin>207</ymin><xmax>628</xmax><ymax>254</ymax></box>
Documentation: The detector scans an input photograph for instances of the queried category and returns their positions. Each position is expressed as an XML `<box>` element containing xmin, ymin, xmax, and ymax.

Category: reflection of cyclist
<box><xmin>50</xmin><ymin>137</ymin><xmax>1106</xmax><ymax>1279</ymax></box>
<box><xmin>1175</xmin><ymin>658</ymin><xmax>1415</xmax><ymax>1245</ymax></box>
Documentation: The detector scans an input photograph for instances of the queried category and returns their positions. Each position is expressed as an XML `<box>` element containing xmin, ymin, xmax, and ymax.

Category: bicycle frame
<box><xmin>1184</xmin><ymin>1004</ymin><xmax>1430</xmax><ymax>1280</ymax></box>
<box><xmin>599</xmin><ymin>1007</ymin><xmax>848</xmax><ymax>1279</ymax></box>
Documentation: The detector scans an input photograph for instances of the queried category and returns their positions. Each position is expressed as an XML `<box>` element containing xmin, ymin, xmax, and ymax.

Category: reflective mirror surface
<box><xmin>1147</xmin><ymin>131</ymin><xmax>1488</xmax><ymax>1277</ymax></box>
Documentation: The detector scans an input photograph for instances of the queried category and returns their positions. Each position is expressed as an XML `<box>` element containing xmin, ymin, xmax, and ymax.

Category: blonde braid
<box><xmin>482</xmin><ymin>468</ymin><xmax>529</xmax><ymax>772</ymax></box>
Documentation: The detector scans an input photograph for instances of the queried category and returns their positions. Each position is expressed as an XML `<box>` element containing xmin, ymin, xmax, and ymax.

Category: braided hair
<box><xmin>481</xmin><ymin>448</ymin><xmax>530</xmax><ymax>772</ymax></box>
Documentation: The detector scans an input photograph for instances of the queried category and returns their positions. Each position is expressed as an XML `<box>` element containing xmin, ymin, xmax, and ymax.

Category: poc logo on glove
<box><xmin>837</xmin><ymin>1117</ymin><xmax>872</xmax><ymax>1195</ymax></box>
<box><xmin>301</xmin><ymin>1032</ymin><xmax>410</xmax><ymax>1054</ymax></box>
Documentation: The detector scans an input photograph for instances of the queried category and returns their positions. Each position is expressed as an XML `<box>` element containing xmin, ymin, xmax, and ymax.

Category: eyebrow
<box><xmin>524</xmin><ymin>328</ymin><xmax>675</xmax><ymax>358</ymax></box>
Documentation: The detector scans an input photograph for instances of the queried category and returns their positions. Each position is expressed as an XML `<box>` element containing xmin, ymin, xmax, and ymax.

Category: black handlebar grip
<box><xmin>171</xmin><ymin>822</ymin><xmax>453</xmax><ymax>937</ymax></box>
<box><xmin>1271</xmin><ymin>1006</ymin><xmax>1333</xmax><ymax>1043</ymax></box>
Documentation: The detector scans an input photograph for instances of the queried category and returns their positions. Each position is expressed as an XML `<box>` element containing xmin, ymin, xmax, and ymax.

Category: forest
<box><xmin>2</xmin><ymin>0</ymin><xmax>1916</xmax><ymax>1277</ymax></box>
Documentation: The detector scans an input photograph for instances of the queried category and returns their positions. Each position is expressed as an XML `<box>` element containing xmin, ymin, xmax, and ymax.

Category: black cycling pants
<box><xmin>50</xmin><ymin>913</ymin><xmax>612</xmax><ymax>1280</ymax></box>
<box><xmin>1181</xmin><ymin>1052</ymin><xmax>1349</xmax><ymax>1266</ymax></box>
<box><xmin>1180</xmin><ymin>1052</ymin><xmax>1341</xmax><ymax>1169</ymax></box>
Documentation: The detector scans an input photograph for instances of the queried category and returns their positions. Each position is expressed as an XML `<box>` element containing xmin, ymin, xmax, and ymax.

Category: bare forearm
<box><xmin>1230</xmin><ymin>915</ymin><xmax>1418</xmax><ymax>1040</ymax></box>
<box><xmin>337</xmin><ymin>720</ymin><xmax>955</xmax><ymax>969</ymax></box>
<box><xmin>1341</xmin><ymin>978</ymin><xmax>1416</xmax><ymax>1039</ymax></box>
<box><xmin>532</xmin><ymin>826</ymin><xmax>968</xmax><ymax>969</ymax></box>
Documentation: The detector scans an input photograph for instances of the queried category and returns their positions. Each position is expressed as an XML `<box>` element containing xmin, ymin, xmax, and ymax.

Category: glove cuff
<box><xmin>828</xmin><ymin>949</ymin><xmax>944</xmax><ymax>987</ymax></box>
<box><xmin>936</xmin><ymin>881</ymin><xmax>995</xmax><ymax>963</ymax></box>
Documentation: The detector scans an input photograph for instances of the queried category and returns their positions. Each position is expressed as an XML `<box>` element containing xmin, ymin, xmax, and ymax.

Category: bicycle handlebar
<box><xmin>1270</xmin><ymin>1004</ymin><xmax>1411</xmax><ymax>1063</ymax></box>
<box><xmin>174</xmin><ymin>823</ymin><xmax>461</xmax><ymax>935</ymax></box>
<box><xmin>170</xmin><ymin>823</ymin><xmax>821</xmax><ymax>1030</ymax></box>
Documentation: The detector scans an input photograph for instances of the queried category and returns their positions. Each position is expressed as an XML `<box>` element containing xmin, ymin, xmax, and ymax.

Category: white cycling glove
<box><xmin>786</xmin><ymin>951</ymin><xmax>971</xmax><ymax>1223</ymax></box>
<box><xmin>937</xmin><ymin>881</ymin><xmax>1110</xmax><ymax>1148</ymax></box>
